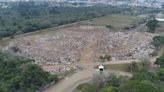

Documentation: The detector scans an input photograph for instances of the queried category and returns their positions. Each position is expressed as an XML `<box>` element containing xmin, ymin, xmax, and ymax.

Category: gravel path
<box><xmin>43</xmin><ymin>69</ymin><xmax>132</xmax><ymax>92</ymax></box>
<box><xmin>43</xmin><ymin>56</ymin><xmax>158</xmax><ymax>92</ymax></box>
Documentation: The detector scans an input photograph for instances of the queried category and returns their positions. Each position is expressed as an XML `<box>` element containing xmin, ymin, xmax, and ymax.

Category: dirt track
<box><xmin>43</xmin><ymin>57</ymin><xmax>157</xmax><ymax>92</ymax></box>
<box><xmin>0</xmin><ymin>17</ymin><xmax>159</xmax><ymax>92</ymax></box>
<box><xmin>44</xmin><ymin>69</ymin><xmax>132</xmax><ymax>92</ymax></box>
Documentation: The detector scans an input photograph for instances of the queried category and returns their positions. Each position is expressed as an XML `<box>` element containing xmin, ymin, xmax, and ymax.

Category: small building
<box><xmin>98</xmin><ymin>65</ymin><xmax>104</xmax><ymax>71</ymax></box>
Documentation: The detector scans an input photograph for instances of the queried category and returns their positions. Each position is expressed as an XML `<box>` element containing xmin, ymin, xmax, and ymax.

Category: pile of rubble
<box><xmin>4</xmin><ymin>26</ymin><xmax>156</xmax><ymax>65</ymax></box>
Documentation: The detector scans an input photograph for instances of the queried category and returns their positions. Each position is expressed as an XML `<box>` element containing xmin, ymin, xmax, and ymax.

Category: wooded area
<box><xmin>0</xmin><ymin>1</ymin><xmax>160</xmax><ymax>38</ymax></box>
<box><xmin>0</xmin><ymin>1</ymin><xmax>129</xmax><ymax>38</ymax></box>
<box><xmin>0</xmin><ymin>52</ymin><xmax>58</xmax><ymax>92</ymax></box>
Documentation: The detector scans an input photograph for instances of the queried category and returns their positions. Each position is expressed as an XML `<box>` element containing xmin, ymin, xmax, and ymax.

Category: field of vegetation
<box><xmin>0</xmin><ymin>52</ymin><xmax>58</xmax><ymax>92</ymax></box>
<box><xmin>80</xmin><ymin>15</ymin><xmax>141</xmax><ymax>29</ymax></box>
<box><xmin>104</xmin><ymin>63</ymin><xmax>133</xmax><ymax>72</ymax></box>
<box><xmin>104</xmin><ymin>61</ymin><xmax>151</xmax><ymax>72</ymax></box>
<box><xmin>0</xmin><ymin>1</ymin><xmax>135</xmax><ymax>38</ymax></box>
<box><xmin>0</xmin><ymin>1</ymin><xmax>161</xmax><ymax>38</ymax></box>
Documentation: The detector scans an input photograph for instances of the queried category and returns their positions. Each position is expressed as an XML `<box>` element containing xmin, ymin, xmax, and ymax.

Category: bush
<box><xmin>9</xmin><ymin>46</ymin><xmax>21</xmax><ymax>53</ymax></box>
<box><xmin>146</xmin><ymin>18</ymin><xmax>158</xmax><ymax>33</ymax></box>
<box><xmin>155</xmin><ymin>55</ymin><xmax>164</xmax><ymax>67</ymax></box>
<box><xmin>152</xmin><ymin>35</ymin><xmax>164</xmax><ymax>47</ymax></box>
<box><xmin>99</xmin><ymin>54</ymin><xmax>112</xmax><ymax>62</ymax></box>
<box><xmin>131</xmin><ymin>69</ymin><xmax>158</xmax><ymax>82</ymax></box>
<box><xmin>106</xmin><ymin>25</ymin><xmax>113</xmax><ymax>29</ymax></box>
<box><xmin>156</xmin><ymin>68</ymin><xmax>164</xmax><ymax>81</ymax></box>
<box><xmin>140</xmin><ymin>59</ymin><xmax>151</xmax><ymax>68</ymax></box>
<box><xmin>76</xmin><ymin>83</ymin><xmax>98</xmax><ymax>92</ymax></box>
<box><xmin>106</xmin><ymin>74</ymin><xmax>121</xmax><ymax>87</ymax></box>
<box><xmin>128</xmin><ymin>62</ymin><xmax>139</xmax><ymax>72</ymax></box>
<box><xmin>118</xmin><ymin>80</ymin><xmax>159</xmax><ymax>92</ymax></box>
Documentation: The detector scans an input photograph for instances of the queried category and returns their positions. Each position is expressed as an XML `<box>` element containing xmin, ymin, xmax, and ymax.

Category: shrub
<box><xmin>106</xmin><ymin>25</ymin><xmax>113</xmax><ymax>29</ymax></box>
<box><xmin>76</xmin><ymin>83</ymin><xmax>98</xmax><ymax>92</ymax></box>
<box><xmin>155</xmin><ymin>55</ymin><xmax>164</xmax><ymax>67</ymax></box>
<box><xmin>99</xmin><ymin>54</ymin><xmax>112</xmax><ymax>62</ymax></box>
<box><xmin>146</xmin><ymin>18</ymin><xmax>158</xmax><ymax>33</ymax></box>
<box><xmin>128</xmin><ymin>62</ymin><xmax>139</xmax><ymax>72</ymax></box>
<box><xmin>152</xmin><ymin>35</ymin><xmax>164</xmax><ymax>47</ymax></box>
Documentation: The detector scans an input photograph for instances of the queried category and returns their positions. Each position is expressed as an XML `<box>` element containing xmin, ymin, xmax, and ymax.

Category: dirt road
<box><xmin>43</xmin><ymin>58</ymin><xmax>156</xmax><ymax>92</ymax></box>
<box><xmin>44</xmin><ymin>69</ymin><xmax>132</xmax><ymax>92</ymax></box>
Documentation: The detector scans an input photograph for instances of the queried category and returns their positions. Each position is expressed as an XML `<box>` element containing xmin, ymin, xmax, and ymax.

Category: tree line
<box><xmin>0</xmin><ymin>52</ymin><xmax>58</xmax><ymax>92</ymax></box>
<box><xmin>0</xmin><ymin>1</ymin><xmax>133</xmax><ymax>38</ymax></box>
<box><xmin>0</xmin><ymin>1</ymin><xmax>160</xmax><ymax>39</ymax></box>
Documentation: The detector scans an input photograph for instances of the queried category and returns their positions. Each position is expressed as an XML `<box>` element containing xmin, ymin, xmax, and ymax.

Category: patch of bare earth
<box><xmin>3</xmin><ymin>26</ymin><xmax>156</xmax><ymax>72</ymax></box>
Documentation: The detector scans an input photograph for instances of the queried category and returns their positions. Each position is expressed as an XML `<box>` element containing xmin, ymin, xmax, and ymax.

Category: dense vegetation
<box><xmin>76</xmin><ymin>56</ymin><xmax>164</xmax><ymax>92</ymax></box>
<box><xmin>0</xmin><ymin>52</ymin><xmax>58</xmax><ymax>92</ymax></box>
<box><xmin>0</xmin><ymin>1</ymin><xmax>134</xmax><ymax>38</ymax></box>
<box><xmin>155</xmin><ymin>55</ymin><xmax>164</xmax><ymax>67</ymax></box>
<box><xmin>146</xmin><ymin>18</ymin><xmax>159</xmax><ymax>33</ymax></box>
<box><xmin>153</xmin><ymin>36</ymin><xmax>164</xmax><ymax>46</ymax></box>
<box><xmin>152</xmin><ymin>35</ymin><xmax>164</xmax><ymax>48</ymax></box>
<box><xmin>0</xmin><ymin>1</ymin><xmax>161</xmax><ymax>38</ymax></box>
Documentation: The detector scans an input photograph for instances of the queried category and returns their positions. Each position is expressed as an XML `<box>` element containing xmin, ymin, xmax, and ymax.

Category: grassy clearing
<box><xmin>104</xmin><ymin>62</ymin><xmax>149</xmax><ymax>72</ymax></box>
<box><xmin>104</xmin><ymin>63</ymin><xmax>130</xmax><ymax>72</ymax></box>
<box><xmin>81</xmin><ymin>14</ymin><xmax>140</xmax><ymax>28</ymax></box>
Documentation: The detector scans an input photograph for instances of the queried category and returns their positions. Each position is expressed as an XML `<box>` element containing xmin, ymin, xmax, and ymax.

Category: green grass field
<box><xmin>104</xmin><ymin>63</ymin><xmax>130</xmax><ymax>72</ymax></box>
<box><xmin>104</xmin><ymin>62</ymin><xmax>148</xmax><ymax>72</ymax></box>
<box><xmin>81</xmin><ymin>14</ymin><xmax>140</xmax><ymax>28</ymax></box>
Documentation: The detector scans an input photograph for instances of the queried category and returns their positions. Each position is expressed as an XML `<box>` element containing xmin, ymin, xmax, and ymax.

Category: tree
<box><xmin>99</xmin><ymin>54</ymin><xmax>112</xmax><ymax>62</ymax></box>
<box><xmin>156</xmin><ymin>68</ymin><xmax>164</xmax><ymax>81</ymax></box>
<box><xmin>132</xmin><ymin>69</ymin><xmax>158</xmax><ymax>82</ymax></box>
<box><xmin>155</xmin><ymin>55</ymin><xmax>164</xmax><ymax>67</ymax></box>
<box><xmin>0</xmin><ymin>52</ymin><xmax>58</xmax><ymax>92</ymax></box>
<box><xmin>92</xmin><ymin>72</ymin><xmax>106</xmax><ymax>88</ymax></box>
<box><xmin>106</xmin><ymin>74</ymin><xmax>121</xmax><ymax>87</ymax></box>
<box><xmin>152</xmin><ymin>36</ymin><xmax>164</xmax><ymax>47</ymax></box>
<box><xmin>118</xmin><ymin>80</ymin><xmax>159</xmax><ymax>92</ymax></box>
<box><xmin>131</xmin><ymin>69</ymin><xmax>158</xmax><ymax>82</ymax></box>
<box><xmin>146</xmin><ymin>18</ymin><xmax>158</xmax><ymax>33</ymax></box>
<box><xmin>128</xmin><ymin>62</ymin><xmax>139</xmax><ymax>72</ymax></box>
